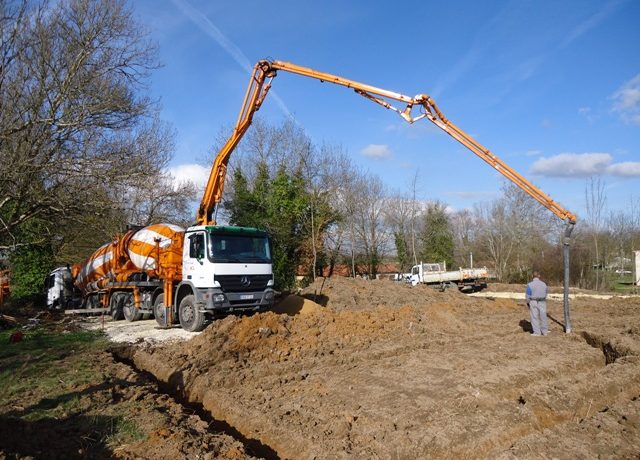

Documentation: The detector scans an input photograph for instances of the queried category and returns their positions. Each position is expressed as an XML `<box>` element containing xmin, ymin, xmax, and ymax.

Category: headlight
<box><xmin>213</xmin><ymin>280</ymin><xmax>221</xmax><ymax>288</ymax></box>
<box><xmin>213</xmin><ymin>294</ymin><xmax>225</xmax><ymax>303</ymax></box>
<box><xmin>267</xmin><ymin>278</ymin><xmax>274</xmax><ymax>287</ymax></box>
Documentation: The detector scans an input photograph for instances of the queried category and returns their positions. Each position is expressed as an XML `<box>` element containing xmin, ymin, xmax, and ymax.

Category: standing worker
<box><xmin>526</xmin><ymin>271</ymin><xmax>549</xmax><ymax>336</ymax></box>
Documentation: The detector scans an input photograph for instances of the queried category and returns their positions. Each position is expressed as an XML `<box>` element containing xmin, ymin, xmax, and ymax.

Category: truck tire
<box><xmin>122</xmin><ymin>294</ymin><xmax>143</xmax><ymax>322</ymax></box>
<box><xmin>110</xmin><ymin>294</ymin><xmax>124</xmax><ymax>321</ymax></box>
<box><xmin>179</xmin><ymin>295</ymin><xmax>206</xmax><ymax>332</ymax></box>
<box><xmin>154</xmin><ymin>294</ymin><xmax>167</xmax><ymax>327</ymax></box>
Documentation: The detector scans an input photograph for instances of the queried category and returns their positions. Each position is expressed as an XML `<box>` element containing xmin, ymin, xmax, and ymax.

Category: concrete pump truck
<box><xmin>47</xmin><ymin>59</ymin><xmax>577</xmax><ymax>333</ymax></box>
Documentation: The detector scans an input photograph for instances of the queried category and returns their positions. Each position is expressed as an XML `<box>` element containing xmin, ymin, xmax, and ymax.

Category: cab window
<box><xmin>189</xmin><ymin>233</ymin><xmax>205</xmax><ymax>259</ymax></box>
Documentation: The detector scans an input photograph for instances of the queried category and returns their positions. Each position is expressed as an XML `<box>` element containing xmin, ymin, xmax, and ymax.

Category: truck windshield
<box><xmin>208</xmin><ymin>234</ymin><xmax>272</xmax><ymax>263</ymax></box>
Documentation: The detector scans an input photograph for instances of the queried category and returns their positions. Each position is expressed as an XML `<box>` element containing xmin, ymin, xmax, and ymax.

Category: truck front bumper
<box><xmin>199</xmin><ymin>288</ymin><xmax>275</xmax><ymax>314</ymax></box>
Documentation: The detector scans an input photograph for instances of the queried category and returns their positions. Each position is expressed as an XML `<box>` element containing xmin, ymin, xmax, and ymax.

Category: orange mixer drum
<box><xmin>75</xmin><ymin>242</ymin><xmax>115</xmax><ymax>292</ymax></box>
<box><xmin>126</xmin><ymin>223</ymin><xmax>184</xmax><ymax>272</ymax></box>
<box><xmin>75</xmin><ymin>223</ymin><xmax>184</xmax><ymax>292</ymax></box>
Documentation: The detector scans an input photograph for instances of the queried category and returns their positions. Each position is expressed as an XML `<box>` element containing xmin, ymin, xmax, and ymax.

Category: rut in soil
<box><xmin>110</xmin><ymin>346</ymin><xmax>280</xmax><ymax>460</ymax></box>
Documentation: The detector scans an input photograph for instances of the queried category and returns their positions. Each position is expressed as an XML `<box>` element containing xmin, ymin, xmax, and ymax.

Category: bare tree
<box><xmin>0</xmin><ymin>0</ymin><xmax>168</xmax><ymax>253</ymax></box>
<box><xmin>474</xmin><ymin>183</ymin><xmax>557</xmax><ymax>282</ymax></box>
<box><xmin>322</xmin><ymin>151</ymin><xmax>358</xmax><ymax>277</ymax></box>
<box><xmin>450</xmin><ymin>209</ymin><xmax>478</xmax><ymax>268</ymax></box>
<box><xmin>384</xmin><ymin>192</ymin><xmax>414</xmax><ymax>271</ymax></box>
<box><xmin>349</xmin><ymin>172</ymin><xmax>389</xmax><ymax>278</ymax></box>
<box><xmin>585</xmin><ymin>177</ymin><xmax>607</xmax><ymax>289</ymax></box>
<box><xmin>409</xmin><ymin>169</ymin><xmax>420</xmax><ymax>265</ymax></box>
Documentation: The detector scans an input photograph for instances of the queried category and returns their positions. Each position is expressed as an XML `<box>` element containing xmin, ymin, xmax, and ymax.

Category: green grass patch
<box><xmin>0</xmin><ymin>327</ymin><xmax>109</xmax><ymax>414</ymax></box>
<box><xmin>609</xmin><ymin>274</ymin><xmax>636</xmax><ymax>293</ymax></box>
<box><xmin>104</xmin><ymin>415</ymin><xmax>147</xmax><ymax>446</ymax></box>
<box><xmin>0</xmin><ymin>326</ymin><xmax>151</xmax><ymax>454</ymax></box>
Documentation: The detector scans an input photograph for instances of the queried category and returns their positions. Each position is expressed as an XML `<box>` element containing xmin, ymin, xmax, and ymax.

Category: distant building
<box><xmin>606</xmin><ymin>256</ymin><xmax>632</xmax><ymax>272</ymax></box>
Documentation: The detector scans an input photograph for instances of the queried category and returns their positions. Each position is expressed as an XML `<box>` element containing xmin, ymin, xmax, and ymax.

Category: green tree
<box><xmin>419</xmin><ymin>202</ymin><xmax>454</xmax><ymax>268</ymax></box>
<box><xmin>9</xmin><ymin>245</ymin><xmax>54</xmax><ymax>301</ymax></box>
<box><xmin>225</xmin><ymin>162</ymin><xmax>312</xmax><ymax>290</ymax></box>
<box><xmin>394</xmin><ymin>232</ymin><xmax>408</xmax><ymax>271</ymax></box>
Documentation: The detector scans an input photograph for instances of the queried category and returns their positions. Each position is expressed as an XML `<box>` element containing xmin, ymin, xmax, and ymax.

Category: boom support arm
<box><xmin>198</xmin><ymin>59</ymin><xmax>576</xmax><ymax>229</ymax></box>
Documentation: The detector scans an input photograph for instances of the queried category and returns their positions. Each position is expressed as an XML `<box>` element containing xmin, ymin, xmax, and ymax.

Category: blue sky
<box><xmin>133</xmin><ymin>0</ymin><xmax>640</xmax><ymax>220</ymax></box>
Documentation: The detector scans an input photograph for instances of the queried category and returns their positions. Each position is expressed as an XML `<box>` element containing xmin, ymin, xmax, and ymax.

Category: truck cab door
<box><xmin>183</xmin><ymin>232</ymin><xmax>208</xmax><ymax>287</ymax></box>
<box><xmin>410</xmin><ymin>265</ymin><xmax>420</xmax><ymax>286</ymax></box>
<box><xmin>45</xmin><ymin>274</ymin><xmax>54</xmax><ymax>308</ymax></box>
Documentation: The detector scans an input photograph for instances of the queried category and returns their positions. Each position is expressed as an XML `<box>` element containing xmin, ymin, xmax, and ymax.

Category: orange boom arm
<box><xmin>197</xmin><ymin>60</ymin><xmax>576</xmax><ymax>228</ymax></box>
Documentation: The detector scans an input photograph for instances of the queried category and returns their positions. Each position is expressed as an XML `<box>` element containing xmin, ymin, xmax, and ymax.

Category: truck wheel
<box><xmin>110</xmin><ymin>294</ymin><xmax>124</xmax><ymax>320</ymax></box>
<box><xmin>154</xmin><ymin>294</ymin><xmax>167</xmax><ymax>327</ymax></box>
<box><xmin>122</xmin><ymin>294</ymin><xmax>143</xmax><ymax>322</ymax></box>
<box><xmin>179</xmin><ymin>295</ymin><xmax>206</xmax><ymax>332</ymax></box>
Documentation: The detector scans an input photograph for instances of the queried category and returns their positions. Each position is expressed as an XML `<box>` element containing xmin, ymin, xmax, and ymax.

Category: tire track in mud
<box><xmin>110</xmin><ymin>346</ymin><xmax>280</xmax><ymax>460</ymax></box>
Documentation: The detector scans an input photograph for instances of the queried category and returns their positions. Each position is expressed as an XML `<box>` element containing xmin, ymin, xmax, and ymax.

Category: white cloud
<box><xmin>167</xmin><ymin>163</ymin><xmax>209</xmax><ymax>191</ymax></box>
<box><xmin>606</xmin><ymin>162</ymin><xmax>640</xmax><ymax>177</ymax></box>
<box><xmin>611</xmin><ymin>74</ymin><xmax>640</xmax><ymax>125</ymax></box>
<box><xmin>531</xmin><ymin>153</ymin><xmax>640</xmax><ymax>178</ymax></box>
<box><xmin>531</xmin><ymin>153</ymin><xmax>611</xmax><ymax>177</ymax></box>
<box><xmin>361</xmin><ymin>144</ymin><xmax>393</xmax><ymax>160</ymax></box>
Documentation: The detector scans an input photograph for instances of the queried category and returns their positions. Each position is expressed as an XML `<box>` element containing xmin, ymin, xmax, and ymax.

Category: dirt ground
<box><xmin>114</xmin><ymin>278</ymin><xmax>640</xmax><ymax>458</ymax></box>
<box><xmin>0</xmin><ymin>339</ymin><xmax>256</xmax><ymax>460</ymax></box>
<box><xmin>3</xmin><ymin>278</ymin><xmax>639</xmax><ymax>458</ymax></box>
<box><xmin>0</xmin><ymin>312</ymin><xmax>258</xmax><ymax>459</ymax></box>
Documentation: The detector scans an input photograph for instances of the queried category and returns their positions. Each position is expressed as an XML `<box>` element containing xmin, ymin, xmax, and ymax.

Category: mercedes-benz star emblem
<box><xmin>240</xmin><ymin>276</ymin><xmax>251</xmax><ymax>287</ymax></box>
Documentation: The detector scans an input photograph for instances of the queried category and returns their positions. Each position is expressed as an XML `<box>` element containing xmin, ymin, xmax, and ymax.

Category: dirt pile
<box><xmin>125</xmin><ymin>278</ymin><xmax>640</xmax><ymax>458</ymax></box>
<box><xmin>300</xmin><ymin>276</ymin><xmax>465</xmax><ymax>311</ymax></box>
<box><xmin>271</xmin><ymin>294</ymin><xmax>322</xmax><ymax>316</ymax></box>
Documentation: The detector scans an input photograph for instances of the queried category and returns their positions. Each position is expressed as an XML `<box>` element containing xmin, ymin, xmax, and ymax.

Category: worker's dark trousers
<box><xmin>529</xmin><ymin>300</ymin><xmax>548</xmax><ymax>335</ymax></box>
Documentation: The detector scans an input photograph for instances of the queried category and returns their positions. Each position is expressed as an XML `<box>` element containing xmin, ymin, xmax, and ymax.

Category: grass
<box><xmin>105</xmin><ymin>415</ymin><xmax>147</xmax><ymax>446</ymax></box>
<box><xmin>0</xmin><ymin>327</ymin><xmax>108</xmax><ymax>405</ymax></box>
<box><xmin>0</xmin><ymin>324</ymin><xmax>154</xmax><ymax>457</ymax></box>
<box><xmin>608</xmin><ymin>274</ymin><xmax>636</xmax><ymax>294</ymax></box>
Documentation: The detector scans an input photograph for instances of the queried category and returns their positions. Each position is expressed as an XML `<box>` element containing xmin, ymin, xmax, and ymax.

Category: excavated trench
<box><xmin>581</xmin><ymin>330</ymin><xmax>632</xmax><ymax>365</ymax></box>
<box><xmin>110</xmin><ymin>346</ymin><xmax>280</xmax><ymax>460</ymax></box>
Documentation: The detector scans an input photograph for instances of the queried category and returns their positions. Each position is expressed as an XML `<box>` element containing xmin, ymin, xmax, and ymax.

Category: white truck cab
<box><xmin>45</xmin><ymin>266</ymin><xmax>79</xmax><ymax>309</ymax></box>
<box><xmin>410</xmin><ymin>261</ymin><xmax>488</xmax><ymax>292</ymax></box>
<box><xmin>174</xmin><ymin>225</ymin><xmax>275</xmax><ymax>330</ymax></box>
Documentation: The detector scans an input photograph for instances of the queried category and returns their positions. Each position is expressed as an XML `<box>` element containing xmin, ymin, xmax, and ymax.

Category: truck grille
<box><xmin>215</xmin><ymin>274</ymin><xmax>271</xmax><ymax>292</ymax></box>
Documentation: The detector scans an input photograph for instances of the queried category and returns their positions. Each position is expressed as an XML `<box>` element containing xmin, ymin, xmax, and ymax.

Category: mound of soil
<box><xmin>124</xmin><ymin>278</ymin><xmax>640</xmax><ymax>457</ymax></box>
<box><xmin>272</xmin><ymin>295</ymin><xmax>322</xmax><ymax>316</ymax></box>
<box><xmin>300</xmin><ymin>277</ymin><xmax>464</xmax><ymax>311</ymax></box>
